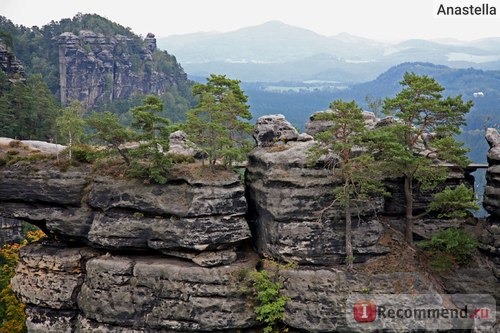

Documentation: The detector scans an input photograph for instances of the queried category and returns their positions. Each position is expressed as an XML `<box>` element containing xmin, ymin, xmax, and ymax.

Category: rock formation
<box><xmin>0</xmin><ymin>116</ymin><xmax>498</xmax><ymax>332</ymax></box>
<box><xmin>0</xmin><ymin>41</ymin><xmax>25</xmax><ymax>80</ymax></box>
<box><xmin>480</xmin><ymin>128</ymin><xmax>500</xmax><ymax>283</ymax></box>
<box><xmin>0</xmin><ymin>217</ymin><xmax>22</xmax><ymax>245</ymax></box>
<box><xmin>56</xmin><ymin>30</ymin><xmax>188</xmax><ymax>109</ymax></box>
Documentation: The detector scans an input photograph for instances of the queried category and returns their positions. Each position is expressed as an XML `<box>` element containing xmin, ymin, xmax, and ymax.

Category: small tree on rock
<box><xmin>129</xmin><ymin>95</ymin><xmax>172</xmax><ymax>184</ymax></box>
<box><xmin>185</xmin><ymin>74</ymin><xmax>253</xmax><ymax>169</ymax></box>
<box><xmin>86</xmin><ymin>111</ymin><xmax>137</xmax><ymax>165</ymax></box>
<box><xmin>311</xmin><ymin>100</ymin><xmax>385</xmax><ymax>269</ymax></box>
<box><xmin>56</xmin><ymin>101</ymin><xmax>85</xmax><ymax>161</ymax></box>
<box><xmin>380</xmin><ymin>72</ymin><xmax>475</xmax><ymax>244</ymax></box>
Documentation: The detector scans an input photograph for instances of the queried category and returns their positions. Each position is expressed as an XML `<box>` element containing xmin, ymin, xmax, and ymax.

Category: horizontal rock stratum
<box><xmin>0</xmin><ymin>116</ymin><xmax>498</xmax><ymax>332</ymax></box>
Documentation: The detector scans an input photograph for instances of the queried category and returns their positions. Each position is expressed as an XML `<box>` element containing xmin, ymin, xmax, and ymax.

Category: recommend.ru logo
<box><xmin>346</xmin><ymin>294</ymin><xmax>496</xmax><ymax>331</ymax></box>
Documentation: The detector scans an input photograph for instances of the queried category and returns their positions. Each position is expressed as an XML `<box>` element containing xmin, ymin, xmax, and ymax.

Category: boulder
<box><xmin>253</xmin><ymin>114</ymin><xmax>299</xmax><ymax>147</ymax></box>
<box><xmin>167</xmin><ymin>130</ymin><xmax>199</xmax><ymax>158</ymax></box>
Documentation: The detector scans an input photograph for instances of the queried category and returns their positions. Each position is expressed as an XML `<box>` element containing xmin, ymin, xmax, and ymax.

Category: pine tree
<box><xmin>312</xmin><ymin>100</ymin><xmax>385</xmax><ymax>269</ymax></box>
<box><xmin>380</xmin><ymin>72</ymin><xmax>474</xmax><ymax>244</ymax></box>
<box><xmin>86</xmin><ymin>111</ymin><xmax>136</xmax><ymax>165</ymax></box>
<box><xmin>185</xmin><ymin>74</ymin><xmax>253</xmax><ymax>169</ymax></box>
<box><xmin>129</xmin><ymin>95</ymin><xmax>171</xmax><ymax>184</ymax></box>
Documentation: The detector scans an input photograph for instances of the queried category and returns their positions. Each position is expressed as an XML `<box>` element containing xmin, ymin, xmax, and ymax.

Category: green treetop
<box><xmin>380</xmin><ymin>72</ymin><xmax>475</xmax><ymax>244</ymax></box>
<box><xmin>56</xmin><ymin>100</ymin><xmax>85</xmax><ymax>161</ymax></box>
<box><xmin>129</xmin><ymin>95</ymin><xmax>171</xmax><ymax>184</ymax></box>
<box><xmin>185</xmin><ymin>74</ymin><xmax>254</xmax><ymax>169</ymax></box>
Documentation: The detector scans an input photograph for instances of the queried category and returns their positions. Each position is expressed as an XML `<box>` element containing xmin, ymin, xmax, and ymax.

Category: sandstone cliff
<box><xmin>0</xmin><ymin>116</ymin><xmax>498</xmax><ymax>332</ymax></box>
<box><xmin>0</xmin><ymin>41</ymin><xmax>25</xmax><ymax>80</ymax></box>
<box><xmin>56</xmin><ymin>31</ymin><xmax>188</xmax><ymax>109</ymax></box>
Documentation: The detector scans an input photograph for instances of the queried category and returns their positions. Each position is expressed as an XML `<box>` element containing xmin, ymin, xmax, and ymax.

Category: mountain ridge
<box><xmin>157</xmin><ymin>21</ymin><xmax>500</xmax><ymax>82</ymax></box>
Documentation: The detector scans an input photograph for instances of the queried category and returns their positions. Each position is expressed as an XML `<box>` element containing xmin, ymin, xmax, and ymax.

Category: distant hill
<box><xmin>244</xmin><ymin>62</ymin><xmax>499</xmax><ymax>131</ymax></box>
<box><xmin>158</xmin><ymin>21</ymin><xmax>500</xmax><ymax>83</ymax></box>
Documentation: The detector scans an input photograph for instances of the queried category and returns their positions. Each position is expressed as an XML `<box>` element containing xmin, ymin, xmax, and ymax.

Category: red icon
<box><xmin>353</xmin><ymin>300</ymin><xmax>377</xmax><ymax>322</ymax></box>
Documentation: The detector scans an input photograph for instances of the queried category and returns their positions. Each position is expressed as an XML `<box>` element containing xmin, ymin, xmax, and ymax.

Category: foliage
<box><xmin>128</xmin><ymin>95</ymin><xmax>172</xmax><ymax>184</ymax></box>
<box><xmin>0</xmin><ymin>15</ymin><xmax>195</xmax><ymax>124</ymax></box>
<box><xmin>70</xmin><ymin>144</ymin><xmax>102</xmax><ymax>164</ymax></box>
<box><xmin>428</xmin><ymin>184</ymin><xmax>480</xmax><ymax>218</ymax></box>
<box><xmin>246</xmin><ymin>262</ymin><xmax>290</xmax><ymax>333</ymax></box>
<box><xmin>86</xmin><ymin>111</ymin><xmax>136</xmax><ymax>165</ymax></box>
<box><xmin>378</xmin><ymin>72</ymin><xmax>474</xmax><ymax>243</ymax></box>
<box><xmin>0</xmin><ymin>73</ymin><xmax>59</xmax><ymax>140</ymax></box>
<box><xmin>185</xmin><ymin>74</ymin><xmax>254</xmax><ymax>169</ymax></box>
<box><xmin>56</xmin><ymin>101</ymin><xmax>85</xmax><ymax>161</ymax></box>
<box><xmin>310</xmin><ymin>99</ymin><xmax>386</xmax><ymax>268</ymax></box>
<box><xmin>0</xmin><ymin>229</ymin><xmax>46</xmax><ymax>333</ymax></box>
<box><xmin>417</xmin><ymin>228</ymin><xmax>478</xmax><ymax>271</ymax></box>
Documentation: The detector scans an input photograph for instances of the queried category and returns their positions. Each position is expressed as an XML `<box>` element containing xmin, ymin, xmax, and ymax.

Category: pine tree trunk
<box><xmin>68</xmin><ymin>131</ymin><xmax>73</xmax><ymax>161</ymax></box>
<box><xmin>345</xmin><ymin>203</ymin><xmax>353</xmax><ymax>270</ymax></box>
<box><xmin>404</xmin><ymin>175</ymin><xmax>414</xmax><ymax>245</ymax></box>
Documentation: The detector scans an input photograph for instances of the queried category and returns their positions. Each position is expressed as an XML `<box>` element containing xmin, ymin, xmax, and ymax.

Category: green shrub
<box><xmin>418</xmin><ymin>228</ymin><xmax>478</xmax><ymax>271</ymax></box>
<box><xmin>246</xmin><ymin>262</ymin><xmax>290</xmax><ymax>333</ymax></box>
<box><xmin>429</xmin><ymin>184</ymin><xmax>479</xmax><ymax>219</ymax></box>
<box><xmin>71</xmin><ymin>144</ymin><xmax>101</xmax><ymax>163</ymax></box>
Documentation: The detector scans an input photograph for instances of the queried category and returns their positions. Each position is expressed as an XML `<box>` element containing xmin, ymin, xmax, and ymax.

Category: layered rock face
<box><xmin>481</xmin><ymin>128</ymin><xmax>500</xmax><ymax>281</ymax></box>
<box><xmin>0</xmin><ymin>42</ymin><xmax>25</xmax><ymax>80</ymax></box>
<box><xmin>1</xmin><ymin>163</ymin><xmax>256</xmax><ymax>331</ymax></box>
<box><xmin>0</xmin><ymin>217</ymin><xmax>22</xmax><ymax>245</ymax></box>
<box><xmin>57</xmin><ymin>31</ymin><xmax>187</xmax><ymax>108</ymax></box>
<box><xmin>2</xmin><ymin>116</ymin><xmax>499</xmax><ymax>332</ymax></box>
<box><xmin>246</xmin><ymin>137</ymin><xmax>388</xmax><ymax>265</ymax></box>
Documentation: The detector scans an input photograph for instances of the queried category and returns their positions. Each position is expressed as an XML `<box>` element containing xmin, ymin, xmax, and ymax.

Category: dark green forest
<box><xmin>0</xmin><ymin>13</ymin><xmax>195</xmax><ymax>139</ymax></box>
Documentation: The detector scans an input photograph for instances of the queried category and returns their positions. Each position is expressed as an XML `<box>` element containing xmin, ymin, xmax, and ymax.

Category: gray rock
<box><xmin>11</xmin><ymin>243</ymin><xmax>100</xmax><ymax>309</ymax></box>
<box><xmin>485</xmin><ymin>129</ymin><xmax>500</xmax><ymax>216</ymax></box>
<box><xmin>0</xmin><ymin>217</ymin><xmax>22</xmax><ymax>245</ymax></box>
<box><xmin>305</xmin><ymin>110</ymin><xmax>379</xmax><ymax>136</ymax></box>
<box><xmin>24</xmin><ymin>307</ymin><xmax>77</xmax><ymax>333</ymax></box>
<box><xmin>192</xmin><ymin>249</ymin><xmax>238</xmax><ymax>267</ymax></box>
<box><xmin>486</xmin><ymin>128</ymin><xmax>500</xmax><ymax>148</ymax></box>
<box><xmin>0</xmin><ymin>169</ymin><xmax>88</xmax><ymax>206</ymax></box>
<box><xmin>56</xmin><ymin>30</ymin><xmax>188</xmax><ymax>109</ymax></box>
<box><xmin>167</xmin><ymin>130</ymin><xmax>198</xmax><ymax>157</ymax></box>
<box><xmin>247</xmin><ymin>141</ymin><xmax>386</xmax><ymax>265</ymax></box>
<box><xmin>253</xmin><ymin>114</ymin><xmax>299</xmax><ymax>147</ymax></box>
<box><xmin>0</xmin><ymin>202</ymin><xmax>94</xmax><ymax>239</ymax></box>
<box><xmin>88</xmin><ymin>176</ymin><xmax>247</xmax><ymax>217</ymax></box>
<box><xmin>280</xmin><ymin>267</ymin><xmax>446</xmax><ymax>332</ymax></box>
<box><xmin>0</xmin><ymin>42</ymin><xmax>25</xmax><ymax>80</ymax></box>
<box><xmin>20</xmin><ymin>140</ymin><xmax>66</xmax><ymax>154</ymax></box>
<box><xmin>88</xmin><ymin>212</ymin><xmax>251</xmax><ymax>254</ymax></box>
<box><xmin>75</xmin><ymin>317</ymin><xmax>145</xmax><ymax>333</ymax></box>
<box><xmin>304</xmin><ymin>110</ymin><xmax>334</xmax><ymax>137</ymax></box>
<box><xmin>77</xmin><ymin>254</ymin><xmax>259</xmax><ymax>331</ymax></box>
<box><xmin>297</xmin><ymin>132</ymin><xmax>313</xmax><ymax>142</ymax></box>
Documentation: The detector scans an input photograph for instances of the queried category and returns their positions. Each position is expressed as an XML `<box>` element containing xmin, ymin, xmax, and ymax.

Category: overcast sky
<box><xmin>2</xmin><ymin>0</ymin><xmax>500</xmax><ymax>41</ymax></box>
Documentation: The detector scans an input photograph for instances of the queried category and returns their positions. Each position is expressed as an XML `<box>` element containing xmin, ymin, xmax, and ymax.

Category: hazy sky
<box><xmin>2</xmin><ymin>0</ymin><xmax>500</xmax><ymax>41</ymax></box>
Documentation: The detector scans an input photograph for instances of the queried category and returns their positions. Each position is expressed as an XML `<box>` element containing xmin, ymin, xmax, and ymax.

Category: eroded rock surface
<box><xmin>2</xmin><ymin>118</ymin><xmax>499</xmax><ymax>332</ymax></box>
<box><xmin>246</xmin><ymin>140</ymin><xmax>388</xmax><ymax>265</ymax></box>
<box><xmin>0</xmin><ymin>165</ymin><xmax>251</xmax><ymax>263</ymax></box>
